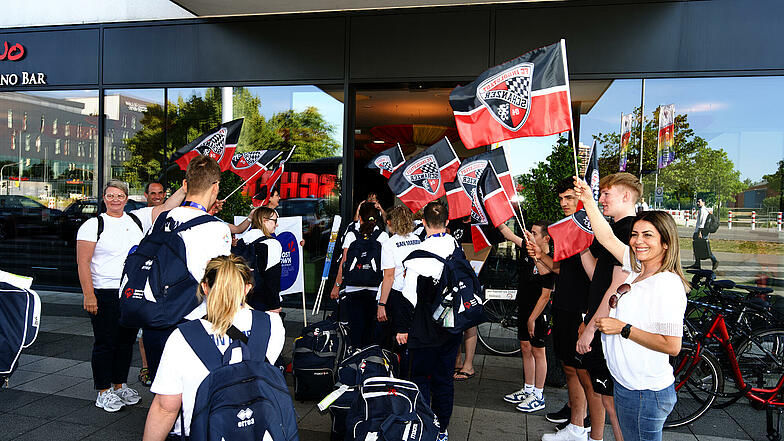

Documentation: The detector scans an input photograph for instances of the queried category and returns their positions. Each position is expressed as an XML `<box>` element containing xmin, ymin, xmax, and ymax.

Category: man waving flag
<box><xmin>388</xmin><ymin>138</ymin><xmax>459</xmax><ymax>212</ymax></box>
<box><xmin>450</xmin><ymin>40</ymin><xmax>572</xmax><ymax>149</ymax></box>
<box><xmin>446</xmin><ymin>147</ymin><xmax>515</xmax><ymax>220</ymax></box>
<box><xmin>366</xmin><ymin>144</ymin><xmax>405</xmax><ymax>178</ymax></box>
<box><xmin>172</xmin><ymin>118</ymin><xmax>243</xmax><ymax>171</ymax></box>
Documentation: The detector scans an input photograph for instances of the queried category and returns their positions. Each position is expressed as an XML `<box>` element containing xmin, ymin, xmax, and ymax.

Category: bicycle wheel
<box><xmin>734</xmin><ymin>327</ymin><xmax>784</xmax><ymax>392</ymax></box>
<box><xmin>665</xmin><ymin>346</ymin><xmax>723</xmax><ymax>428</ymax></box>
<box><xmin>477</xmin><ymin>299</ymin><xmax>520</xmax><ymax>356</ymax></box>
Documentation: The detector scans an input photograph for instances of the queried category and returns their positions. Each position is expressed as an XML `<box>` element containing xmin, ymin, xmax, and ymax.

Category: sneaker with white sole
<box><xmin>113</xmin><ymin>384</ymin><xmax>141</xmax><ymax>405</ymax></box>
<box><xmin>95</xmin><ymin>389</ymin><xmax>124</xmax><ymax>412</ymax></box>
<box><xmin>546</xmin><ymin>402</ymin><xmax>570</xmax><ymax>423</ymax></box>
<box><xmin>503</xmin><ymin>387</ymin><xmax>531</xmax><ymax>404</ymax></box>
<box><xmin>541</xmin><ymin>424</ymin><xmax>587</xmax><ymax>441</ymax></box>
<box><xmin>516</xmin><ymin>394</ymin><xmax>545</xmax><ymax>413</ymax></box>
<box><xmin>437</xmin><ymin>430</ymin><xmax>448</xmax><ymax>441</ymax></box>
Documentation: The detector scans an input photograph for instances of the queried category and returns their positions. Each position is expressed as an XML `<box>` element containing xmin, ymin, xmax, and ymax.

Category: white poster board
<box><xmin>234</xmin><ymin>215</ymin><xmax>304</xmax><ymax>296</ymax></box>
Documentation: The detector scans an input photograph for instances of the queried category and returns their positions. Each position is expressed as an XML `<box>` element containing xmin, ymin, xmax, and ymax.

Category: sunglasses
<box><xmin>609</xmin><ymin>283</ymin><xmax>631</xmax><ymax>309</ymax></box>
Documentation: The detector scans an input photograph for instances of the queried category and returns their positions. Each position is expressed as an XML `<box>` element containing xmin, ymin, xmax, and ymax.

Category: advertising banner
<box><xmin>619</xmin><ymin>113</ymin><xmax>633</xmax><ymax>171</ymax></box>
<box><xmin>234</xmin><ymin>215</ymin><xmax>304</xmax><ymax>295</ymax></box>
<box><xmin>657</xmin><ymin>104</ymin><xmax>675</xmax><ymax>169</ymax></box>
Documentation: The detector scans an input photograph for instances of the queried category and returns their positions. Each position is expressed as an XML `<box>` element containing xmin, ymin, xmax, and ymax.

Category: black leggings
<box><xmin>89</xmin><ymin>289</ymin><xmax>138</xmax><ymax>390</ymax></box>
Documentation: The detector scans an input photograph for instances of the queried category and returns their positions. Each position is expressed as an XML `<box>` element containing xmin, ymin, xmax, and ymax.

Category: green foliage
<box><xmin>762</xmin><ymin>160</ymin><xmax>784</xmax><ymax>211</ymax></box>
<box><xmin>517</xmin><ymin>136</ymin><xmax>574</xmax><ymax>223</ymax></box>
<box><xmin>593</xmin><ymin>106</ymin><xmax>746</xmax><ymax>209</ymax></box>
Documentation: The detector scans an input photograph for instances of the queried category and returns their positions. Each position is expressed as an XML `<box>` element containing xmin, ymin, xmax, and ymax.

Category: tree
<box><xmin>761</xmin><ymin>160</ymin><xmax>784</xmax><ymax>211</ymax></box>
<box><xmin>517</xmin><ymin>135</ymin><xmax>573</xmax><ymax>223</ymax></box>
<box><xmin>593</xmin><ymin>107</ymin><xmax>746</xmax><ymax>209</ymax></box>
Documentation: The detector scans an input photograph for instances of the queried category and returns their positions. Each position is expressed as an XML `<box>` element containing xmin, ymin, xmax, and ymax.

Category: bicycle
<box><xmin>477</xmin><ymin>289</ymin><xmax>520</xmax><ymax>356</ymax></box>
<box><xmin>666</xmin><ymin>306</ymin><xmax>784</xmax><ymax>439</ymax></box>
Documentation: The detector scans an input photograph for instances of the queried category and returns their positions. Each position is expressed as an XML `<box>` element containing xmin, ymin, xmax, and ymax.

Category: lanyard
<box><xmin>427</xmin><ymin>232</ymin><xmax>447</xmax><ymax>239</ymax></box>
<box><xmin>181</xmin><ymin>201</ymin><xmax>208</xmax><ymax>213</ymax></box>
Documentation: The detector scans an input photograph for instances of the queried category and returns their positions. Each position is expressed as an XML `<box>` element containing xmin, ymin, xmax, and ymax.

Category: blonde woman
<box><xmin>232</xmin><ymin>207</ymin><xmax>283</xmax><ymax>312</ymax></box>
<box><xmin>572</xmin><ymin>177</ymin><xmax>687</xmax><ymax>441</ymax></box>
<box><xmin>143</xmin><ymin>255</ymin><xmax>285</xmax><ymax>441</ymax></box>
<box><xmin>378</xmin><ymin>205</ymin><xmax>421</xmax><ymax>350</ymax></box>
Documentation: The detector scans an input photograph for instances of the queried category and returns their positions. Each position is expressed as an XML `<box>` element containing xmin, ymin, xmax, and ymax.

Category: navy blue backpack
<box><xmin>119</xmin><ymin>210</ymin><xmax>218</xmax><ymax>329</ymax></box>
<box><xmin>0</xmin><ymin>282</ymin><xmax>40</xmax><ymax>385</ymax></box>
<box><xmin>403</xmin><ymin>248</ymin><xmax>487</xmax><ymax>334</ymax></box>
<box><xmin>342</xmin><ymin>229</ymin><xmax>384</xmax><ymax>287</ymax></box>
<box><xmin>179</xmin><ymin>310</ymin><xmax>299</xmax><ymax>441</ymax></box>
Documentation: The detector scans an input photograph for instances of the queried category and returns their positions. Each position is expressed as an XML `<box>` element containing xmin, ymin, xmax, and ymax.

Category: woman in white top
<box><xmin>572</xmin><ymin>178</ymin><xmax>687</xmax><ymax>441</ymax></box>
<box><xmin>232</xmin><ymin>207</ymin><xmax>283</xmax><ymax>312</ymax></box>
<box><xmin>76</xmin><ymin>180</ymin><xmax>144</xmax><ymax>413</ymax></box>
<box><xmin>330</xmin><ymin>201</ymin><xmax>389</xmax><ymax>347</ymax></box>
<box><xmin>143</xmin><ymin>255</ymin><xmax>285</xmax><ymax>441</ymax></box>
<box><xmin>377</xmin><ymin>205</ymin><xmax>421</xmax><ymax>349</ymax></box>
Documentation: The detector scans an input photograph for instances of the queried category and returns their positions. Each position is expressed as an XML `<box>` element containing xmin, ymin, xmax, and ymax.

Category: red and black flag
<box><xmin>252</xmin><ymin>146</ymin><xmax>296</xmax><ymax>207</ymax></box>
<box><xmin>446</xmin><ymin>147</ymin><xmax>515</xmax><ymax>220</ymax></box>
<box><xmin>366</xmin><ymin>144</ymin><xmax>405</xmax><ymax>178</ymax></box>
<box><xmin>388</xmin><ymin>138</ymin><xmax>460</xmax><ymax>213</ymax></box>
<box><xmin>230</xmin><ymin>150</ymin><xmax>282</xmax><ymax>181</ymax></box>
<box><xmin>584</xmin><ymin>140</ymin><xmax>600</xmax><ymax>203</ymax></box>
<box><xmin>477</xmin><ymin>163</ymin><xmax>516</xmax><ymax>228</ymax></box>
<box><xmin>450</xmin><ymin>40</ymin><xmax>572</xmax><ymax>149</ymax></box>
<box><xmin>172</xmin><ymin>118</ymin><xmax>243</xmax><ymax>171</ymax></box>
<box><xmin>549</xmin><ymin>201</ymin><xmax>594</xmax><ymax>262</ymax></box>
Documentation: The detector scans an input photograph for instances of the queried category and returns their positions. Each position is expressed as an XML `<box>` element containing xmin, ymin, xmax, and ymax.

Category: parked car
<box><xmin>0</xmin><ymin>195</ymin><xmax>64</xmax><ymax>240</ymax></box>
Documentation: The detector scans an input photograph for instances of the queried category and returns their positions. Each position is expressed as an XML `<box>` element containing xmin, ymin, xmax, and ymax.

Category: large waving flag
<box><xmin>252</xmin><ymin>146</ymin><xmax>296</xmax><ymax>207</ymax></box>
<box><xmin>549</xmin><ymin>201</ymin><xmax>594</xmax><ymax>262</ymax></box>
<box><xmin>450</xmin><ymin>40</ymin><xmax>572</xmax><ymax>149</ymax></box>
<box><xmin>366</xmin><ymin>144</ymin><xmax>405</xmax><ymax>178</ymax></box>
<box><xmin>584</xmin><ymin>140</ymin><xmax>600</xmax><ymax>203</ymax></box>
<box><xmin>172</xmin><ymin>118</ymin><xmax>243</xmax><ymax>171</ymax></box>
<box><xmin>477</xmin><ymin>164</ymin><xmax>516</xmax><ymax>228</ymax></box>
<box><xmin>388</xmin><ymin>138</ymin><xmax>459</xmax><ymax>212</ymax></box>
<box><xmin>230</xmin><ymin>150</ymin><xmax>281</xmax><ymax>180</ymax></box>
<box><xmin>445</xmin><ymin>147</ymin><xmax>515</xmax><ymax>220</ymax></box>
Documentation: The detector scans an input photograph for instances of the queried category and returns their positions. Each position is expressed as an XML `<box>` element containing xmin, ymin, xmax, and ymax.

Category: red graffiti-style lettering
<box><xmin>0</xmin><ymin>42</ymin><xmax>25</xmax><ymax>61</ymax></box>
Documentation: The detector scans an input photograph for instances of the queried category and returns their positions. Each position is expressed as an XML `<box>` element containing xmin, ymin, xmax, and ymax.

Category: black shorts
<box><xmin>580</xmin><ymin>332</ymin><xmax>614</xmax><ymax>395</ymax></box>
<box><xmin>517</xmin><ymin>302</ymin><xmax>550</xmax><ymax>348</ymax></box>
<box><xmin>551</xmin><ymin>307</ymin><xmax>583</xmax><ymax>368</ymax></box>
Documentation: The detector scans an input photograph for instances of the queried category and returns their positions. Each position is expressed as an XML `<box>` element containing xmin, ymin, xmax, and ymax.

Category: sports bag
<box><xmin>0</xmin><ymin>282</ymin><xmax>40</xmax><ymax>386</ymax></box>
<box><xmin>342</xmin><ymin>229</ymin><xmax>383</xmax><ymax>287</ymax></box>
<box><xmin>705</xmin><ymin>212</ymin><xmax>719</xmax><ymax>234</ymax></box>
<box><xmin>179</xmin><ymin>310</ymin><xmax>299</xmax><ymax>441</ymax></box>
<box><xmin>119</xmin><ymin>210</ymin><xmax>219</xmax><ymax>329</ymax></box>
<box><xmin>345</xmin><ymin>377</ymin><xmax>440</xmax><ymax>441</ymax></box>
<box><xmin>404</xmin><ymin>248</ymin><xmax>486</xmax><ymax>334</ymax></box>
<box><xmin>325</xmin><ymin>345</ymin><xmax>399</xmax><ymax>441</ymax></box>
<box><xmin>292</xmin><ymin>316</ymin><xmax>350</xmax><ymax>401</ymax></box>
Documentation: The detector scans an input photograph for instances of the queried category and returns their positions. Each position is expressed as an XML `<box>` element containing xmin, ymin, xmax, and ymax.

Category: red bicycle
<box><xmin>667</xmin><ymin>307</ymin><xmax>784</xmax><ymax>439</ymax></box>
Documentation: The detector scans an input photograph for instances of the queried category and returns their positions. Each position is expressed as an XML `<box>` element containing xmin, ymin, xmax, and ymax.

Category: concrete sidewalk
<box><xmin>0</xmin><ymin>290</ymin><xmax>769</xmax><ymax>441</ymax></box>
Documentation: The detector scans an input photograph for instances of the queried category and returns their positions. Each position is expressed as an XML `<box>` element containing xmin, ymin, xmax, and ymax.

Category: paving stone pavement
<box><xmin>0</xmin><ymin>290</ymin><xmax>770</xmax><ymax>440</ymax></box>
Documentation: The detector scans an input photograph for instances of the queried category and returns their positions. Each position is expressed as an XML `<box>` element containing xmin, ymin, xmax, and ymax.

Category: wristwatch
<box><xmin>621</xmin><ymin>324</ymin><xmax>632</xmax><ymax>339</ymax></box>
<box><xmin>377</xmin><ymin>302</ymin><xmax>386</xmax><ymax>307</ymax></box>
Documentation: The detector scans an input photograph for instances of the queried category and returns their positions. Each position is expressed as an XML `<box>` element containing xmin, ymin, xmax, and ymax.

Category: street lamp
<box><xmin>0</xmin><ymin>163</ymin><xmax>19</xmax><ymax>195</ymax></box>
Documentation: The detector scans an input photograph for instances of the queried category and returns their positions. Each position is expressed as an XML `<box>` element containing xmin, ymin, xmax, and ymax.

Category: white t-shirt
<box><xmin>165</xmin><ymin>207</ymin><xmax>232</xmax><ymax>282</ymax></box>
<box><xmin>130</xmin><ymin>206</ymin><xmax>155</xmax><ymax>234</ymax></box>
<box><xmin>381</xmin><ymin>233</ymin><xmax>421</xmax><ymax>292</ymax></box>
<box><xmin>76</xmin><ymin>213</ymin><xmax>145</xmax><ymax>289</ymax></box>
<box><xmin>150</xmin><ymin>308</ymin><xmax>285</xmax><ymax>436</ymax></box>
<box><xmin>602</xmin><ymin>247</ymin><xmax>687</xmax><ymax>391</ymax></box>
<box><xmin>401</xmin><ymin>234</ymin><xmax>457</xmax><ymax>308</ymax></box>
<box><xmin>342</xmin><ymin>227</ymin><xmax>389</xmax><ymax>293</ymax></box>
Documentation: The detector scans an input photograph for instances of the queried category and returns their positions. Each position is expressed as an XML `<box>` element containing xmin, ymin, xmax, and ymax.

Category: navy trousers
<box><xmin>409</xmin><ymin>333</ymin><xmax>462</xmax><ymax>430</ymax></box>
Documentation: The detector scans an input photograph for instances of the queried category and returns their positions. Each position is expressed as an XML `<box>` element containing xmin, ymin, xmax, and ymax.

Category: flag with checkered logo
<box><xmin>388</xmin><ymin>138</ymin><xmax>460</xmax><ymax>212</ymax></box>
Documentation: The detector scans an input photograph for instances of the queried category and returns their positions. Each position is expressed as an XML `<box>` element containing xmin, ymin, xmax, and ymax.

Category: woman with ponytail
<box><xmin>330</xmin><ymin>201</ymin><xmax>389</xmax><ymax>347</ymax></box>
<box><xmin>143</xmin><ymin>255</ymin><xmax>285</xmax><ymax>441</ymax></box>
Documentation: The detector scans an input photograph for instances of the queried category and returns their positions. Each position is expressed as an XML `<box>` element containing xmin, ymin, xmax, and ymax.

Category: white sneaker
<box><xmin>515</xmin><ymin>394</ymin><xmax>545</xmax><ymax>413</ymax></box>
<box><xmin>95</xmin><ymin>389</ymin><xmax>124</xmax><ymax>412</ymax></box>
<box><xmin>113</xmin><ymin>384</ymin><xmax>141</xmax><ymax>405</ymax></box>
<box><xmin>503</xmin><ymin>387</ymin><xmax>530</xmax><ymax>404</ymax></box>
<box><xmin>542</xmin><ymin>424</ymin><xmax>587</xmax><ymax>441</ymax></box>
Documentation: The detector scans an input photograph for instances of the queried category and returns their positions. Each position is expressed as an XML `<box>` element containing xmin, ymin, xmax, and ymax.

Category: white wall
<box><xmin>0</xmin><ymin>0</ymin><xmax>193</xmax><ymax>29</ymax></box>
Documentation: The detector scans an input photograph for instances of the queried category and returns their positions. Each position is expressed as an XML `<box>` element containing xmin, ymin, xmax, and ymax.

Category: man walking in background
<box><xmin>687</xmin><ymin>198</ymin><xmax>718</xmax><ymax>270</ymax></box>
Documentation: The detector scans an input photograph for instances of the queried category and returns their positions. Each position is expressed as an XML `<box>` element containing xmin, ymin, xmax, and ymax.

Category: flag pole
<box><xmin>638</xmin><ymin>78</ymin><xmax>646</xmax><ymax>180</ymax></box>
<box><xmin>569</xmin><ymin>129</ymin><xmax>580</xmax><ymax>177</ymax></box>
<box><xmin>221</xmin><ymin>151</ymin><xmax>282</xmax><ymax>200</ymax></box>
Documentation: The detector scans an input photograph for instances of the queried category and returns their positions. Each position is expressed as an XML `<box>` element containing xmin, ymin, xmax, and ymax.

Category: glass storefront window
<box><xmin>0</xmin><ymin>90</ymin><xmax>99</xmax><ymax>288</ymax></box>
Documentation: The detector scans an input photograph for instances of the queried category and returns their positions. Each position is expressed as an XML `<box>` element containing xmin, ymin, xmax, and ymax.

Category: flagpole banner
<box><xmin>584</xmin><ymin>140</ymin><xmax>600</xmax><ymax>203</ymax></box>
<box><xmin>445</xmin><ymin>147</ymin><xmax>515</xmax><ymax>220</ymax></box>
<box><xmin>478</xmin><ymin>163</ymin><xmax>515</xmax><ymax>228</ymax></box>
<box><xmin>619</xmin><ymin>113</ymin><xmax>633</xmax><ymax>171</ymax></box>
<box><xmin>229</xmin><ymin>149</ymin><xmax>282</xmax><ymax>193</ymax></box>
<box><xmin>172</xmin><ymin>118</ymin><xmax>243</xmax><ymax>171</ymax></box>
<box><xmin>275</xmin><ymin>216</ymin><xmax>304</xmax><ymax>296</ymax></box>
<box><xmin>657</xmin><ymin>104</ymin><xmax>675</xmax><ymax>169</ymax></box>
<box><xmin>253</xmin><ymin>146</ymin><xmax>296</xmax><ymax>207</ymax></box>
<box><xmin>549</xmin><ymin>201</ymin><xmax>594</xmax><ymax>261</ymax></box>
<box><xmin>388</xmin><ymin>138</ymin><xmax>460</xmax><ymax>212</ymax></box>
<box><xmin>366</xmin><ymin>144</ymin><xmax>405</xmax><ymax>178</ymax></box>
<box><xmin>450</xmin><ymin>40</ymin><xmax>572</xmax><ymax>149</ymax></box>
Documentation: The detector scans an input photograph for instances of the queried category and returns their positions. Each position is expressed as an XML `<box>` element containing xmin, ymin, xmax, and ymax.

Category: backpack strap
<box><xmin>127</xmin><ymin>212</ymin><xmax>143</xmax><ymax>232</ymax></box>
<box><xmin>243</xmin><ymin>310</ymin><xmax>272</xmax><ymax>363</ymax></box>
<box><xmin>96</xmin><ymin>215</ymin><xmax>104</xmax><ymax>242</ymax></box>
<box><xmin>178</xmin><ymin>319</ymin><xmax>224</xmax><ymax>372</ymax></box>
<box><xmin>403</xmin><ymin>249</ymin><xmax>447</xmax><ymax>265</ymax></box>
<box><xmin>171</xmin><ymin>213</ymin><xmax>219</xmax><ymax>234</ymax></box>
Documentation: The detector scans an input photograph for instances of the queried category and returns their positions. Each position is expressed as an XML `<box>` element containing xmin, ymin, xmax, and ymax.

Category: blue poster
<box><xmin>277</xmin><ymin>231</ymin><xmax>299</xmax><ymax>291</ymax></box>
